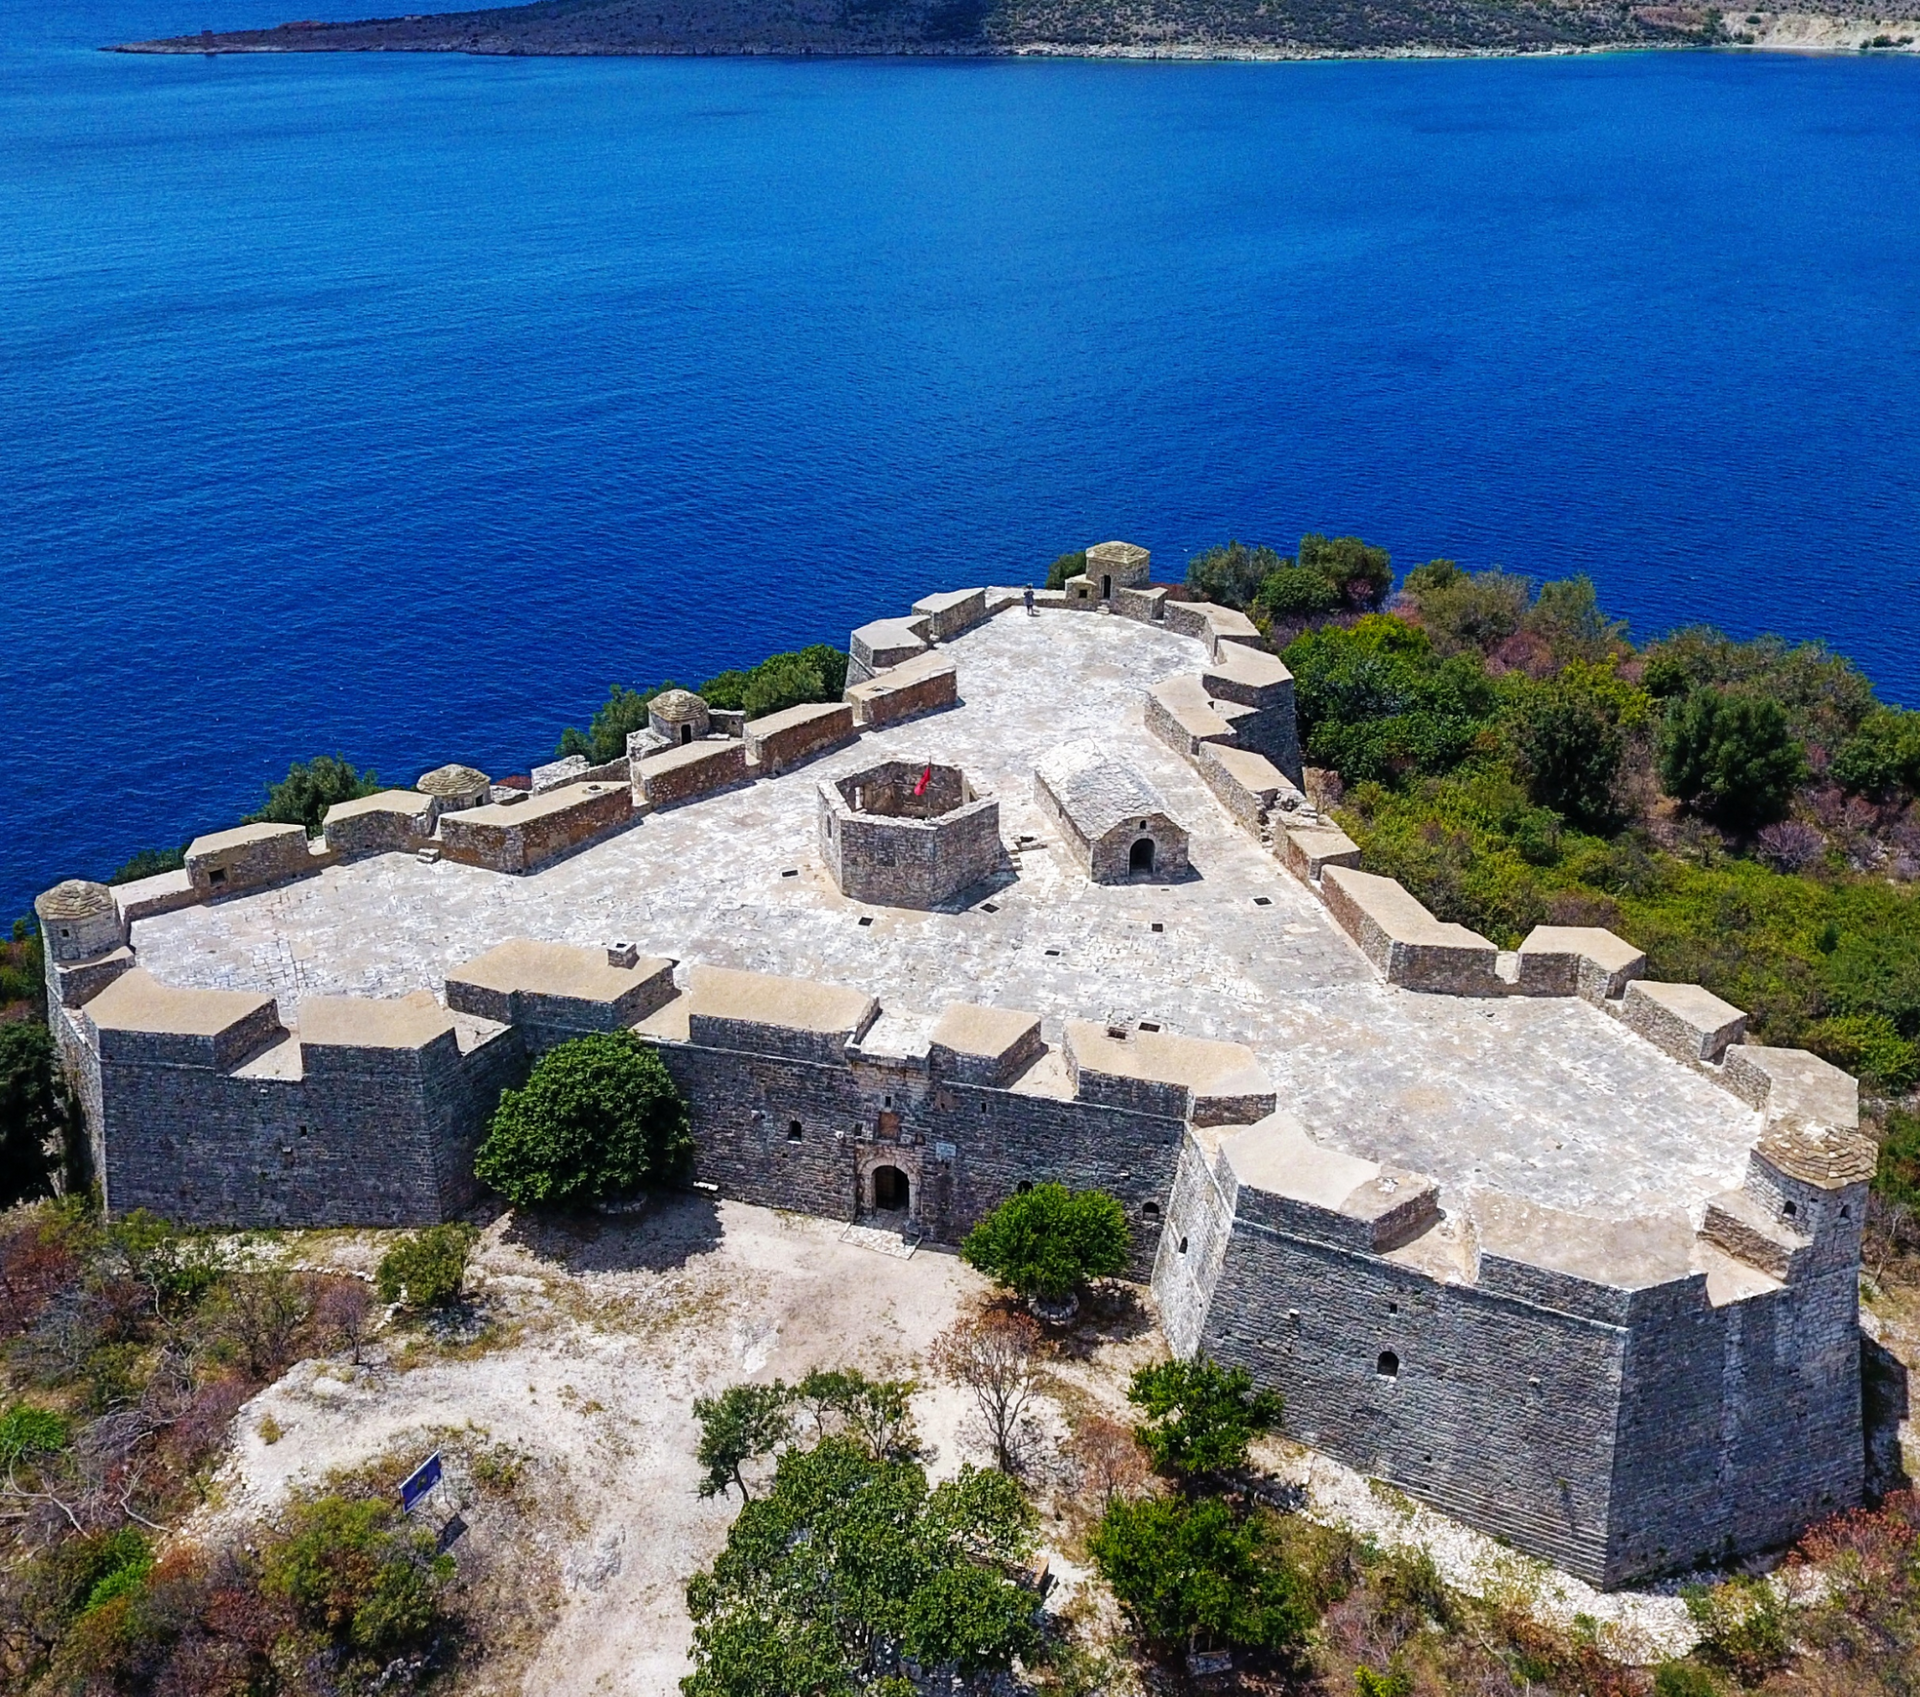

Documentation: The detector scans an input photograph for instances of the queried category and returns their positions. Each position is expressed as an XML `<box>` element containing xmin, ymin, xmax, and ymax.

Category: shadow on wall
<box><xmin>1864</xmin><ymin>1333</ymin><xmax>1912</xmax><ymax>1499</ymax></box>
<box><xmin>502</xmin><ymin>1191</ymin><xmax>724</xmax><ymax>1275</ymax></box>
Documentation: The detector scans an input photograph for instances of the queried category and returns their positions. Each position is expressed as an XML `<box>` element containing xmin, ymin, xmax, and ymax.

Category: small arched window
<box><xmin>1377</xmin><ymin>1350</ymin><xmax>1400</xmax><ymax>1379</ymax></box>
<box><xmin>1142</xmin><ymin>1202</ymin><xmax>1162</xmax><ymax>1223</ymax></box>
<box><xmin>786</xmin><ymin>1121</ymin><xmax>803</xmax><ymax>1143</ymax></box>
<box><xmin>1178</xmin><ymin>1236</ymin><xmax>1189</xmax><ymax>1255</ymax></box>
<box><xmin>1016</xmin><ymin>1180</ymin><xmax>1033</xmax><ymax>1194</ymax></box>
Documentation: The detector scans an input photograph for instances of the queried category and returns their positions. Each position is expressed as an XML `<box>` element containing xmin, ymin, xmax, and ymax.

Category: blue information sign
<box><xmin>400</xmin><ymin>1451</ymin><xmax>442</xmax><ymax>1514</ymax></box>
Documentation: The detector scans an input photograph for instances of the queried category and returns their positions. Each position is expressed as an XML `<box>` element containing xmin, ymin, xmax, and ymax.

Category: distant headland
<box><xmin>107</xmin><ymin>0</ymin><xmax>1920</xmax><ymax>62</ymax></box>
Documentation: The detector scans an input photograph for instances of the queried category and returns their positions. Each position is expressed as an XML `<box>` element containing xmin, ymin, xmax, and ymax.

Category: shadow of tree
<box><xmin>1049</xmin><ymin>1280</ymin><xmax>1160</xmax><ymax>1361</ymax></box>
<box><xmin>501</xmin><ymin>1190</ymin><xmax>724</xmax><ymax>1275</ymax></box>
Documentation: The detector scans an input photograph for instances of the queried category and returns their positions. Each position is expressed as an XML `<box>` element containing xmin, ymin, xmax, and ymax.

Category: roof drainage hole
<box><xmin>981</xmin><ymin>901</ymin><xmax>999</xmax><ymax>913</ymax></box>
<box><xmin>858</xmin><ymin>916</ymin><xmax>874</xmax><ymax>928</ymax></box>
<box><xmin>1139</xmin><ymin>1021</ymin><xmax>1161</xmax><ymax>1032</ymax></box>
<box><xmin>1045</xmin><ymin>948</ymin><xmax>1061</xmax><ymax>957</ymax></box>
<box><xmin>1151</xmin><ymin>922</ymin><xmax>1164</xmax><ymax>933</ymax></box>
<box><xmin>1253</xmin><ymin>896</ymin><xmax>1272</xmax><ymax>907</ymax></box>
<box><xmin>782</xmin><ymin>868</ymin><xmax>799</xmax><ymax>877</ymax></box>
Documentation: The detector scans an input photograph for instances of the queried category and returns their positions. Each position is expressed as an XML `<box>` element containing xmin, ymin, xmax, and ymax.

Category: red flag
<box><xmin>913</xmin><ymin>764</ymin><xmax>932</xmax><ymax>797</ymax></box>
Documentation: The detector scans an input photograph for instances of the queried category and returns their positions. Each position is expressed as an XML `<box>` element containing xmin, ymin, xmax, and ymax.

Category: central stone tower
<box><xmin>817</xmin><ymin>759</ymin><xmax>1002</xmax><ymax>908</ymax></box>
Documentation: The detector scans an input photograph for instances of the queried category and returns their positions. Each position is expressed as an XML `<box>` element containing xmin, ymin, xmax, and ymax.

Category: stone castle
<box><xmin>37</xmin><ymin>544</ymin><xmax>1878</xmax><ymax>1588</ymax></box>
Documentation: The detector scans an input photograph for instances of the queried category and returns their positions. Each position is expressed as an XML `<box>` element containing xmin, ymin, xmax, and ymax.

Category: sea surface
<box><xmin>3</xmin><ymin>4</ymin><xmax>1918</xmax><ymax>919</ymax></box>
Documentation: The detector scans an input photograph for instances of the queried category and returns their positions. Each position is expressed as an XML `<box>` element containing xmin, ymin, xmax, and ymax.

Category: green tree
<box><xmin>261</xmin><ymin>1493</ymin><xmax>451</xmax><ymax>1664</ymax></box>
<box><xmin>475</xmin><ymin>1031</ymin><xmax>691</xmax><ymax>1209</ymax></box>
<box><xmin>1186</xmin><ymin>541</ymin><xmax>1286</xmax><ymax>611</ymax></box>
<box><xmin>682</xmin><ymin>1436</ymin><xmax>1036</xmax><ymax>1696</ymax></box>
<box><xmin>1657</xmin><ymin>687</ymin><xmax>1808</xmax><ymax>828</ymax></box>
<box><xmin>1298</xmin><ymin>532</ymin><xmax>1393</xmax><ymax>611</ymax></box>
<box><xmin>795</xmin><ymin>1367</ymin><xmax>919</xmax><ymax>1460</ymax></box>
<box><xmin>1521</xmin><ymin>574</ymin><xmax>1628</xmax><ymax>663</ymax></box>
<box><xmin>1831</xmin><ymin>706</ymin><xmax>1920</xmax><ymax>799</ymax></box>
<box><xmin>1506</xmin><ymin>660</ymin><xmax>1649</xmax><ymax>830</ymax></box>
<box><xmin>0</xmin><ymin>1020</ymin><xmax>65</xmax><ymax>1208</ymax></box>
<box><xmin>959</xmin><ymin>1183</ymin><xmax>1129</xmax><ymax>1305</ymax></box>
<box><xmin>107</xmin><ymin>846</ymin><xmax>187</xmax><ymax>885</ymax></box>
<box><xmin>1087</xmin><ymin>1496</ymin><xmax>1309</xmax><ymax>1656</ymax></box>
<box><xmin>559</xmin><ymin>683</ymin><xmax>673</xmax><ymax>763</ymax></box>
<box><xmin>1283</xmin><ymin>615</ymin><xmax>1499</xmax><ymax>786</ymax></box>
<box><xmin>1127</xmin><ymin>1356</ymin><xmax>1282</xmax><ymax>1482</ymax></box>
<box><xmin>1640</xmin><ymin>627</ymin><xmax>1875</xmax><ymax>750</ymax></box>
<box><xmin>1253</xmin><ymin>564</ymin><xmax>1342</xmax><ymax>623</ymax></box>
<box><xmin>374</xmin><ymin>1223</ymin><xmax>477</xmax><ymax>1312</ymax></box>
<box><xmin>694</xmin><ymin>1381</ymin><xmax>796</xmax><ymax>1500</ymax></box>
<box><xmin>1403</xmin><ymin>565</ymin><xmax>1532</xmax><ymax>657</ymax></box>
<box><xmin>1044</xmin><ymin>550</ymin><xmax>1088</xmax><ymax>591</ymax></box>
<box><xmin>245</xmin><ymin>754</ymin><xmax>381</xmax><ymax>837</ymax></box>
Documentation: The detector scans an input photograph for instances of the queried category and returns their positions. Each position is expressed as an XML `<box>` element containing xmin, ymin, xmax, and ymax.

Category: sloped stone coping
<box><xmin>1321</xmin><ymin>865</ymin><xmax>1501</xmax><ymax>995</ymax></box>
<box><xmin>322</xmin><ymin>789</ymin><xmax>438</xmax><ymax>859</ymax></box>
<box><xmin>1620</xmin><ymin>979</ymin><xmax>1748</xmax><ymax>1065</ymax></box>
<box><xmin>446</xmin><ymin>939</ymin><xmax>677</xmax><ymax>1033</ymax></box>
<box><xmin>744</xmin><ymin>700</ymin><xmax>856</xmax><ymax>775</ymax></box>
<box><xmin>1281</xmin><ymin>825</ymin><xmax>1361</xmax><ymax>884</ymax></box>
<box><xmin>1514</xmin><ymin>925</ymin><xmax>1647</xmax><ymax>1002</ymax></box>
<box><xmin>911</xmin><ymin>587</ymin><xmax>988</xmax><ymax>642</ymax></box>
<box><xmin>634</xmin><ymin>739</ymin><xmax>749</xmax><ymax>809</ymax></box>
<box><xmin>1064</xmin><ymin>1019</ymin><xmax>1275</xmax><ymax>1126</ymax></box>
<box><xmin>844</xmin><ymin>649</ymin><xmax>957</xmax><ymax>728</ymax></box>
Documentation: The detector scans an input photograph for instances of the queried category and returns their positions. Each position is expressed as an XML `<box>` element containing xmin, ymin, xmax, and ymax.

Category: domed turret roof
<box><xmin>35</xmin><ymin>879</ymin><xmax>116</xmax><ymax>921</ymax></box>
<box><xmin>417</xmin><ymin>764</ymin><xmax>490</xmax><ymax>797</ymax></box>
<box><xmin>650</xmin><ymin>689</ymin><xmax>706</xmax><ymax>722</ymax></box>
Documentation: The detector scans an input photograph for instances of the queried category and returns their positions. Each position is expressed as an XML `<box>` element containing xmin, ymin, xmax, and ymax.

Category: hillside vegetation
<box><xmin>115</xmin><ymin>0</ymin><xmax>1918</xmax><ymax>60</ymax></box>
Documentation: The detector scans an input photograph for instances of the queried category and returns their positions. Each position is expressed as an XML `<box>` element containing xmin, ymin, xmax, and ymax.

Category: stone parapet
<box><xmin>1201</xmin><ymin>643</ymin><xmax>1293</xmax><ymax>711</ymax></box>
<box><xmin>1515</xmin><ymin>926</ymin><xmax>1647</xmax><ymax>1002</ymax></box>
<box><xmin>446</xmin><ymin>939</ymin><xmax>677</xmax><ymax>1035</ymax></box>
<box><xmin>1196</xmin><ymin>745</ymin><xmax>1288</xmax><ymax>835</ymax></box>
<box><xmin>1320</xmin><ymin>866</ymin><xmax>1499</xmax><ymax>994</ymax></box>
<box><xmin>112</xmin><ymin>870</ymin><xmax>198</xmax><ymax>926</ymax></box>
<box><xmin>1145</xmin><ymin>674</ymin><xmax>1246</xmax><ymax>759</ymax></box>
<box><xmin>681</xmin><ymin>964</ymin><xmax>879</xmax><ymax>1066</ymax></box>
<box><xmin>1113</xmin><ymin>584</ymin><xmax>1168</xmax><ymax>624</ymax></box>
<box><xmin>186</xmin><ymin>822</ymin><xmax>315</xmax><ymax>896</ymax></box>
<box><xmin>1621</xmin><ymin>980</ymin><xmax>1747</xmax><ymax>1065</ymax></box>
<box><xmin>844</xmin><ymin>650</ymin><xmax>957</xmax><ymax>728</ymax></box>
<box><xmin>1701</xmin><ymin>1186</ymin><xmax>1813</xmax><ymax>1279</ymax></box>
<box><xmin>1280</xmin><ymin>825</ymin><xmax>1361</xmax><ymax>884</ymax></box>
<box><xmin>847</xmin><ymin>615</ymin><xmax>931</xmax><ymax>686</ymax></box>
<box><xmin>86</xmin><ymin>969</ymin><xmax>284</xmax><ymax>1070</ymax></box>
<box><xmin>1164</xmin><ymin>598</ymin><xmax>1264</xmax><ymax>659</ymax></box>
<box><xmin>744</xmin><ymin>701</ymin><xmax>856</xmax><ymax>776</ymax></box>
<box><xmin>927</xmin><ymin>1004</ymin><xmax>1044</xmax><ymax>1087</ymax></box>
<box><xmin>322</xmin><ymin>789</ymin><xmax>438</xmax><ymax>859</ymax></box>
<box><xmin>438</xmin><ymin>781</ymin><xmax>632</xmax><ymax>873</ymax></box>
<box><xmin>911</xmin><ymin>587</ymin><xmax>988</xmax><ymax>642</ymax></box>
<box><xmin>1219</xmin><ymin>1113</ymin><xmax>1440</xmax><ymax>1254</ymax></box>
<box><xmin>634</xmin><ymin>740</ymin><xmax>749</xmax><ymax>809</ymax></box>
<box><xmin>1065</xmin><ymin>1020</ymin><xmax>1274</xmax><ymax>1126</ymax></box>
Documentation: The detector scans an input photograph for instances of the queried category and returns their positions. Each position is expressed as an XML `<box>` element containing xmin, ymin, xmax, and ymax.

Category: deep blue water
<box><xmin>3</xmin><ymin>4</ymin><xmax>1919</xmax><ymax>919</ymax></box>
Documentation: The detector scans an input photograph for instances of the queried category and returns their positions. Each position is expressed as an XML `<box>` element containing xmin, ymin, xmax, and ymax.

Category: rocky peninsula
<box><xmin>109</xmin><ymin>0</ymin><xmax>1920</xmax><ymax>61</ymax></box>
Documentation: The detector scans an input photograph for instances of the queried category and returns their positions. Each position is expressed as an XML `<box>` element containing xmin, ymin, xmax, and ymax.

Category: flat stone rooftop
<box><xmin>131</xmin><ymin>608</ymin><xmax>1759</xmax><ymax>1222</ymax></box>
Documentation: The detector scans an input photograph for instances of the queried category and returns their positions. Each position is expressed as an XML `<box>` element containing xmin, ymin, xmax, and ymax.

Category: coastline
<box><xmin>105</xmin><ymin>2</ymin><xmax>1920</xmax><ymax>60</ymax></box>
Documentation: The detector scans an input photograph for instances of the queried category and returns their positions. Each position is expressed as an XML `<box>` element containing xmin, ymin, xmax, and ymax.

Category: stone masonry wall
<box><xmin>650</xmin><ymin>1037</ymin><xmax>1180</xmax><ymax>1273</ymax></box>
<box><xmin>97</xmin><ymin>1026</ymin><xmax>525</xmax><ymax>1228</ymax></box>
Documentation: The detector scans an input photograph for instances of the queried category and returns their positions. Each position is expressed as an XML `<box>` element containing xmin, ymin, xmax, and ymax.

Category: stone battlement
<box><xmin>40</xmin><ymin>555</ymin><xmax>1873</xmax><ymax>1589</ymax></box>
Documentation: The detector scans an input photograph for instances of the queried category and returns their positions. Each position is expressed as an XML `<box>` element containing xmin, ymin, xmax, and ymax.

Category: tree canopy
<box><xmin>244</xmin><ymin>755</ymin><xmax>382</xmax><ymax>838</ymax></box>
<box><xmin>0</xmin><ymin>1020</ymin><xmax>65</xmax><ymax>1208</ymax></box>
<box><xmin>474</xmin><ymin>1031</ymin><xmax>691</xmax><ymax>1208</ymax></box>
<box><xmin>682</xmin><ymin>1435</ymin><xmax>1036</xmax><ymax>1696</ymax></box>
<box><xmin>1127</xmin><ymin>1355</ymin><xmax>1283</xmax><ymax>1482</ymax></box>
<box><xmin>958</xmin><ymin>1183</ymin><xmax>1129</xmax><ymax>1304</ymax></box>
<box><xmin>1657</xmin><ymin>686</ymin><xmax>1807</xmax><ymax>829</ymax></box>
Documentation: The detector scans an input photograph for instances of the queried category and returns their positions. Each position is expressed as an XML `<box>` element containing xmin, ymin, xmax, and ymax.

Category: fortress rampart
<box><xmin>34</xmin><ymin>545</ymin><xmax>1880</xmax><ymax>1588</ymax></box>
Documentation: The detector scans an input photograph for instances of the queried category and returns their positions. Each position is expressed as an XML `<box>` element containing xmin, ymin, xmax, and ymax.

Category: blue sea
<box><xmin>3</xmin><ymin>1</ymin><xmax>1919</xmax><ymax>919</ymax></box>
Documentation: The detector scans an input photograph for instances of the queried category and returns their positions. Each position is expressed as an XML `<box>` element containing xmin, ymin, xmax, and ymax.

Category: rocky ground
<box><xmin>194</xmin><ymin>1192</ymin><xmax>1751</xmax><ymax>1696</ymax></box>
<box><xmin>107</xmin><ymin>0</ymin><xmax>1920</xmax><ymax>60</ymax></box>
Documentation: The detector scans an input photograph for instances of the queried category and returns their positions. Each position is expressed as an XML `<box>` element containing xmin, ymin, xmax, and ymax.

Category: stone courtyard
<box><xmin>129</xmin><ymin>608</ymin><xmax>1758</xmax><ymax>1226</ymax></box>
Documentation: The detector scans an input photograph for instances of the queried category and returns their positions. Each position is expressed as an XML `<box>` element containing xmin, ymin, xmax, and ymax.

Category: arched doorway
<box><xmin>680</xmin><ymin>723</ymin><xmax>693</xmax><ymax>745</ymax></box>
<box><xmin>1129</xmin><ymin>837</ymin><xmax>1156</xmax><ymax>876</ymax></box>
<box><xmin>1101</xmin><ymin>573</ymin><xmax>1113</xmax><ymax>599</ymax></box>
<box><xmin>872</xmin><ymin>1165</ymin><xmax>910</xmax><ymax>1212</ymax></box>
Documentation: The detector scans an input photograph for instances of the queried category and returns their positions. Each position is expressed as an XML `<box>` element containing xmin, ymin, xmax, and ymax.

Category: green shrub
<box><xmin>1299</xmin><ymin>532</ymin><xmax>1393</xmax><ymax>610</ymax></box>
<box><xmin>693</xmin><ymin>1380</ymin><xmax>796</xmax><ymax>1500</ymax></box>
<box><xmin>1682</xmin><ymin>1576</ymin><xmax>1792</xmax><ymax>1684</ymax></box>
<box><xmin>1284</xmin><ymin>616</ymin><xmax>1499</xmax><ymax>786</ymax></box>
<box><xmin>1254</xmin><ymin>564</ymin><xmax>1342</xmax><ymax>622</ymax></box>
<box><xmin>1126</xmin><ymin>1355</ymin><xmax>1282</xmax><ymax>1481</ymax></box>
<box><xmin>107</xmin><ymin>845</ymin><xmax>187</xmax><ymax>884</ymax></box>
<box><xmin>1505</xmin><ymin>660</ymin><xmax>1650</xmax><ymax>830</ymax></box>
<box><xmin>1641</xmin><ymin>627</ymin><xmax>1876</xmax><ymax>749</ymax></box>
<box><xmin>959</xmin><ymin>1183</ymin><xmax>1129</xmax><ymax>1304</ymax></box>
<box><xmin>1044</xmin><ymin>550</ymin><xmax>1087</xmax><ymax>591</ymax></box>
<box><xmin>1831</xmin><ymin>707</ymin><xmax>1920</xmax><ymax>798</ymax></box>
<box><xmin>1403</xmin><ymin>565</ymin><xmax>1531</xmax><ymax>656</ymax></box>
<box><xmin>475</xmin><ymin>1030</ymin><xmax>691</xmax><ymax>1208</ymax></box>
<box><xmin>244</xmin><ymin>754</ymin><xmax>381</xmax><ymax>837</ymax></box>
<box><xmin>0</xmin><ymin>1020</ymin><xmax>65</xmax><ymax>1208</ymax></box>
<box><xmin>1874</xmin><ymin>1107</ymin><xmax>1920</xmax><ymax>1211</ymax></box>
<box><xmin>0</xmin><ymin>1400</ymin><xmax>70</xmax><ymax>1464</ymax></box>
<box><xmin>1657</xmin><ymin>687</ymin><xmax>1807</xmax><ymax>828</ymax></box>
<box><xmin>1522</xmin><ymin>574</ymin><xmax>1628</xmax><ymax>662</ymax></box>
<box><xmin>1088</xmin><ymin>1496</ymin><xmax>1308</xmax><ymax>1655</ymax></box>
<box><xmin>1186</xmin><ymin>540</ymin><xmax>1286</xmax><ymax>610</ymax></box>
<box><xmin>375</xmin><ymin>1223</ymin><xmax>477</xmax><ymax>1311</ymax></box>
<box><xmin>558</xmin><ymin>682</ymin><xmax>673</xmax><ymax>763</ymax></box>
<box><xmin>1806</xmin><ymin>1013</ymin><xmax>1920</xmax><ymax>1094</ymax></box>
<box><xmin>261</xmin><ymin>1493</ymin><xmax>450</xmax><ymax>1662</ymax></box>
<box><xmin>1652</xmin><ymin>1661</ymin><xmax>1723</xmax><ymax>1697</ymax></box>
